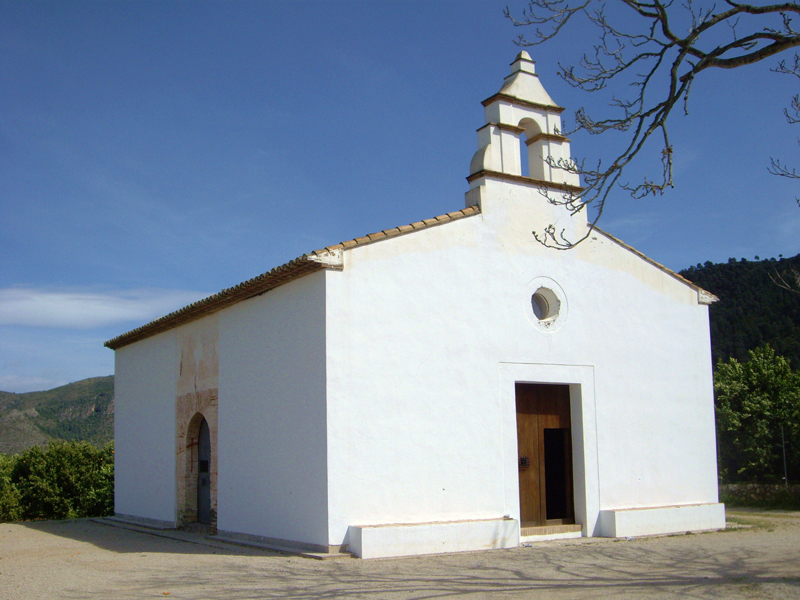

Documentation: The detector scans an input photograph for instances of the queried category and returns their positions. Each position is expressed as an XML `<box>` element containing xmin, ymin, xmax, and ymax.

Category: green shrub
<box><xmin>0</xmin><ymin>454</ymin><xmax>22</xmax><ymax>522</ymax></box>
<box><xmin>9</xmin><ymin>440</ymin><xmax>114</xmax><ymax>521</ymax></box>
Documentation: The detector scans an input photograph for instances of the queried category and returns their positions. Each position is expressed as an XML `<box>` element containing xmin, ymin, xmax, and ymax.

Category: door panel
<box><xmin>516</xmin><ymin>383</ymin><xmax>574</xmax><ymax>527</ymax></box>
<box><xmin>516</xmin><ymin>386</ymin><xmax>540</xmax><ymax>524</ymax></box>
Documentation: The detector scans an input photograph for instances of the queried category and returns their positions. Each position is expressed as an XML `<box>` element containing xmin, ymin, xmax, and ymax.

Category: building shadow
<box><xmin>16</xmin><ymin>518</ymin><xmax>282</xmax><ymax>557</ymax></box>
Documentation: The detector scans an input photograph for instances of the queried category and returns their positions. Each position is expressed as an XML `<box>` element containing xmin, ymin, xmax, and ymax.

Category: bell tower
<box><xmin>466</xmin><ymin>52</ymin><xmax>586</xmax><ymax>241</ymax></box>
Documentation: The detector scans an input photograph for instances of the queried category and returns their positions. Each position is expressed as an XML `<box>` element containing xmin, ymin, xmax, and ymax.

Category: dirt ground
<box><xmin>1</xmin><ymin>510</ymin><xmax>798</xmax><ymax>600</ymax></box>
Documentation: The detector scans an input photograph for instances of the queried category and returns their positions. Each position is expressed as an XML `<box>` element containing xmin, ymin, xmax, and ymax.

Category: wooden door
<box><xmin>516</xmin><ymin>383</ymin><xmax>574</xmax><ymax>526</ymax></box>
<box><xmin>197</xmin><ymin>418</ymin><xmax>211</xmax><ymax>525</ymax></box>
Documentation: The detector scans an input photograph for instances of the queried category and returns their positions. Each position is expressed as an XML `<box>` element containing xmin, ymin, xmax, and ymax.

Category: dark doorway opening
<box><xmin>544</xmin><ymin>428</ymin><xmax>571</xmax><ymax>520</ymax></box>
<box><xmin>197</xmin><ymin>417</ymin><xmax>211</xmax><ymax>525</ymax></box>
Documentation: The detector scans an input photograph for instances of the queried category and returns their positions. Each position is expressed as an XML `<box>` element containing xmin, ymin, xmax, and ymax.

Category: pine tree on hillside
<box><xmin>680</xmin><ymin>254</ymin><xmax>800</xmax><ymax>369</ymax></box>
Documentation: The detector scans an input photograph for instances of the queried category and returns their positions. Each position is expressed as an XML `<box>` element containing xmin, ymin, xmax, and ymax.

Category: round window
<box><xmin>525</xmin><ymin>277</ymin><xmax>567</xmax><ymax>332</ymax></box>
<box><xmin>531</xmin><ymin>287</ymin><xmax>560</xmax><ymax>321</ymax></box>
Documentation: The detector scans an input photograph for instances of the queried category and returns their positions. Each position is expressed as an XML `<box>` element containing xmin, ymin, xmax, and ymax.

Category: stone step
<box><xmin>520</xmin><ymin>523</ymin><xmax>583</xmax><ymax>537</ymax></box>
<box><xmin>183</xmin><ymin>523</ymin><xmax>212</xmax><ymax>535</ymax></box>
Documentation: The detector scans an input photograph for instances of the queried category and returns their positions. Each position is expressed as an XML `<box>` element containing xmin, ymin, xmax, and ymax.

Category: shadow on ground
<box><xmin>9</xmin><ymin>512</ymin><xmax>800</xmax><ymax>599</ymax></box>
<box><xmin>16</xmin><ymin>518</ymin><xmax>280</xmax><ymax>557</ymax></box>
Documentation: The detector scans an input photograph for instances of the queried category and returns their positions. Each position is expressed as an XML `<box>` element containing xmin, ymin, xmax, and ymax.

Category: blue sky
<box><xmin>2</xmin><ymin>0</ymin><xmax>798</xmax><ymax>392</ymax></box>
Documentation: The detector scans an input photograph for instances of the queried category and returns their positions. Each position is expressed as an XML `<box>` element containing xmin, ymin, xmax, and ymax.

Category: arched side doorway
<box><xmin>178</xmin><ymin>410</ymin><xmax>217</xmax><ymax>530</ymax></box>
<box><xmin>174</xmin><ymin>322</ymin><xmax>219</xmax><ymax>531</ymax></box>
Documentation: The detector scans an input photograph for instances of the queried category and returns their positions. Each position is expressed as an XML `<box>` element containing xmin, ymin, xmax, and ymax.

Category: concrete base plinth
<box><xmin>598</xmin><ymin>503</ymin><xmax>726</xmax><ymax>538</ymax></box>
<box><xmin>347</xmin><ymin>518</ymin><xmax>519</xmax><ymax>559</ymax></box>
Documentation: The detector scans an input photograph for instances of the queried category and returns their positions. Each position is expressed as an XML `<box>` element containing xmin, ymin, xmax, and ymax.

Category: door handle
<box><xmin>519</xmin><ymin>456</ymin><xmax>530</xmax><ymax>470</ymax></box>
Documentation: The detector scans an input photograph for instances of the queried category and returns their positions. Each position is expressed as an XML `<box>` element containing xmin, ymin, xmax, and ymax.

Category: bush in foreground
<box><xmin>0</xmin><ymin>440</ymin><xmax>113</xmax><ymax>522</ymax></box>
<box><xmin>0</xmin><ymin>453</ymin><xmax>22</xmax><ymax>522</ymax></box>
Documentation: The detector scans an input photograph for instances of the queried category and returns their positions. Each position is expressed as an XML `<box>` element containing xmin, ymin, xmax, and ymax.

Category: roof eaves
<box><xmin>104</xmin><ymin>255</ymin><xmax>329</xmax><ymax>350</ymax></box>
<box><xmin>105</xmin><ymin>204</ymin><xmax>483</xmax><ymax>350</ymax></box>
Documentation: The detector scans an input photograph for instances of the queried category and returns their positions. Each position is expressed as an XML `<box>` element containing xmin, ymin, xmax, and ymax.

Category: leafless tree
<box><xmin>770</xmin><ymin>264</ymin><xmax>800</xmax><ymax>293</ymax></box>
<box><xmin>768</xmin><ymin>52</ymin><xmax>800</xmax><ymax>195</ymax></box>
<box><xmin>505</xmin><ymin>0</ymin><xmax>800</xmax><ymax>247</ymax></box>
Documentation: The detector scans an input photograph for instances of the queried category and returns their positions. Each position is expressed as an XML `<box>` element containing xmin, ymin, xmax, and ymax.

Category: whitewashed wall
<box><xmin>112</xmin><ymin>179</ymin><xmax>718</xmax><ymax>549</ymax></box>
<box><xmin>217</xmin><ymin>271</ymin><xmax>329</xmax><ymax>548</ymax></box>
<box><xmin>325</xmin><ymin>177</ymin><xmax>718</xmax><ymax>546</ymax></box>
<box><xmin>114</xmin><ymin>330</ymin><xmax>177</xmax><ymax>524</ymax></box>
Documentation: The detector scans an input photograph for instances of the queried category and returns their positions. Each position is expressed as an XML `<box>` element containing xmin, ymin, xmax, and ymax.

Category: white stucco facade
<box><xmin>108</xmin><ymin>52</ymin><xmax>724</xmax><ymax>558</ymax></box>
<box><xmin>217</xmin><ymin>271</ymin><xmax>329</xmax><ymax>548</ymax></box>
<box><xmin>114</xmin><ymin>331</ymin><xmax>177</xmax><ymax>526</ymax></box>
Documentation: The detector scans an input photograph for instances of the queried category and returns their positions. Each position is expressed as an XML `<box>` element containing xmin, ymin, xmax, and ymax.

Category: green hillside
<box><xmin>680</xmin><ymin>253</ymin><xmax>800</xmax><ymax>368</ymax></box>
<box><xmin>0</xmin><ymin>376</ymin><xmax>114</xmax><ymax>455</ymax></box>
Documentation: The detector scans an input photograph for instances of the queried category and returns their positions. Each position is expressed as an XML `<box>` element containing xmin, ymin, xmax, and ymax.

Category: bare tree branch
<box><xmin>769</xmin><ymin>266</ymin><xmax>800</xmax><ymax>293</ymax></box>
<box><xmin>769</xmin><ymin>52</ymin><xmax>800</xmax><ymax>183</ymax></box>
<box><xmin>505</xmin><ymin>0</ymin><xmax>800</xmax><ymax>248</ymax></box>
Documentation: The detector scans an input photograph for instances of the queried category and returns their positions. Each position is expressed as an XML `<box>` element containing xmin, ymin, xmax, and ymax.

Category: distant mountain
<box><xmin>680</xmin><ymin>253</ymin><xmax>800</xmax><ymax>369</ymax></box>
<box><xmin>0</xmin><ymin>376</ymin><xmax>114</xmax><ymax>455</ymax></box>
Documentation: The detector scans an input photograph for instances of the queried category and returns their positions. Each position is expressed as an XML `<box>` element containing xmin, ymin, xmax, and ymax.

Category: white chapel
<box><xmin>107</xmin><ymin>52</ymin><xmax>725</xmax><ymax>559</ymax></box>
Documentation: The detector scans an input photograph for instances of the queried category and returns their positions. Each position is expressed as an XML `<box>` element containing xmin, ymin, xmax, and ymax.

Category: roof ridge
<box><xmin>309</xmin><ymin>205</ymin><xmax>481</xmax><ymax>256</ymax></box>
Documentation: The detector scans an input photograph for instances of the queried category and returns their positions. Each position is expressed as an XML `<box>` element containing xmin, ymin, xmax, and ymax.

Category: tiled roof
<box><xmin>104</xmin><ymin>205</ymin><xmax>714</xmax><ymax>350</ymax></box>
<box><xmin>593</xmin><ymin>227</ymin><xmax>719</xmax><ymax>304</ymax></box>
<box><xmin>317</xmin><ymin>204</ymin><xmax>481</xmax><ymax>253</ymax></box>
<box><xmin>104</xmin><ymin>205</ymin><xmax>482</xmax><ymax>350</ymax></box>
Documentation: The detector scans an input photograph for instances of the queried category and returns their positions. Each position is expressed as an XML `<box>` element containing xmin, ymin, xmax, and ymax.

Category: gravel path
<box><xmin>1</xmin><ymin>510</ymin><xmax>798</xmax><ymax>599</ymax></box>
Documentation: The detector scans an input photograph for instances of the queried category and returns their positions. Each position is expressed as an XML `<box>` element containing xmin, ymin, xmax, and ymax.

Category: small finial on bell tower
<box><xmin>510</xmin><ymin>51</ymin><xmax>536</xmax><ymax>75</ymax></box>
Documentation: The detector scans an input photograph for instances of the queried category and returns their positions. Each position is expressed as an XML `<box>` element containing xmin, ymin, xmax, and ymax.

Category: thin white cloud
<box><xmin>0</xmin><ymin>288</ymin><xmax>209</xmax><ymax>329</ymax></box>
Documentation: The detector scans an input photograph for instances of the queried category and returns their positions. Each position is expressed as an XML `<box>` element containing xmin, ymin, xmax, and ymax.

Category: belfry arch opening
<box><xmin>519</xmin><ymin>118</ymin><xmax>544</xmax><ymax>179</ymax></box>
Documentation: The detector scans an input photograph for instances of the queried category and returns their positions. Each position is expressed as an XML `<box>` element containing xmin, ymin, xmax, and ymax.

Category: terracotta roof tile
<box><xmin>593</xmin><ymin>227</ymin><xmax>719</xmax><ymax>304</ymax></box>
